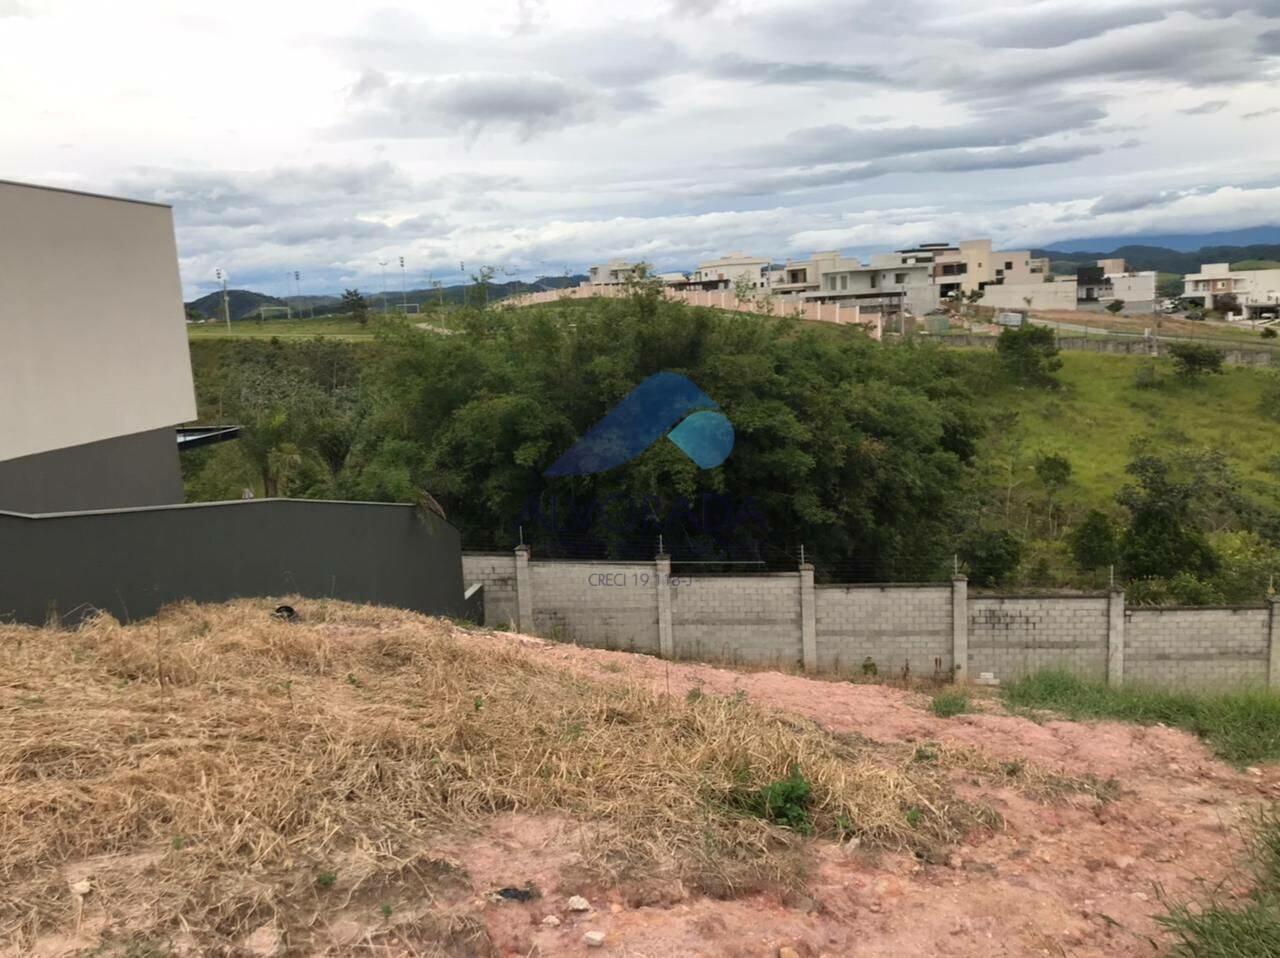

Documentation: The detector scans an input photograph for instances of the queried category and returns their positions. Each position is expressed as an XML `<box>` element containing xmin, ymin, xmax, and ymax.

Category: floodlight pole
<box><xmin>379</xmin><ymin>259</ymin><xmax>389</xmax><ymax>314</ymax></box>
<box><xmin>399</xmin><ymin>256</ymin><xmax>407</xmax><ymax>310</ymax></box>
<box><xmin>216</xmin><ymin>268</ymin><xmax>230</xmax><ymax>330</ymax></box>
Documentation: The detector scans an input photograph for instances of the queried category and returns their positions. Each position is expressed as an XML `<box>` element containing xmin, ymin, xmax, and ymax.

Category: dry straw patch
<box><xmin>2</xmin><ymin>599</ymin><xmax>991</xmax><ymax>953</ymax></box>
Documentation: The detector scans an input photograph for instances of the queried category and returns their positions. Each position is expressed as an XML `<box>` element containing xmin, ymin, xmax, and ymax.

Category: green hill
<box><xmin>186</xmin><ymin>289</ymin><xmax>288</xmax><ymax>321</ymax></box>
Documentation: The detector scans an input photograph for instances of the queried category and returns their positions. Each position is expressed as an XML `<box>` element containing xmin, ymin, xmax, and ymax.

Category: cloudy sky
<box><xmin>4</xmin><ymin>0</ymin><xmax>1279</xmax><ymax>298</ymax></box>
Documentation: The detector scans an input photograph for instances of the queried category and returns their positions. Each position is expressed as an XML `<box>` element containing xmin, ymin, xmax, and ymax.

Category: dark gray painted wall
<box><xmin>0</xmin><ymin>427</ymin><xmax>183</xmax><ymax>514</ymax></box>
<box><xmin>0</xmin><ymin>499</ymin><xmax>465</xmax><ymax>625</ymax></box>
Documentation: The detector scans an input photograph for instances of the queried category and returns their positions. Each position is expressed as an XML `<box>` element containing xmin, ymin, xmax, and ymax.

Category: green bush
<box><xmin>930</xmin><ymin>689</ymin><xmax>970</xmax><ymax>718</ymax></box>
<box><xmin>959</xmin><ymin>527</ymin><xmax>1024</xmax><ymax>587</ymax></box>
<box><xmin>1167</xmin><ymin>341</ymin><xmax>1226</xmax><ymax>379</ymax></box>
<box><xmin>739</xmin><ymin>770</ymin><xmax>813</xmax><ymax>833</ymax></box>
<box><xmin>1133</xmin><ymin>361</ymin><xmax>1160</xmax><ymax>390</ymax></box>
<box><xmin>1068</xmin><ymin>510</ymin><xmax>1119</xmax><ymax>572</ymax></box>
<box><xmin>996</xmin><ymin>324</ymin><xmax>1062</xmax><ymax>385</ymax></box>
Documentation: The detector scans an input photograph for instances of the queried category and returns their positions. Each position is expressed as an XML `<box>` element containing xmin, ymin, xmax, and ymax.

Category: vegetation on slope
<box><xmin>183</xmin><ymin>292</ymin><xmax>1280</xmax><ymax>600</ymax></box>
<box><xmin>1004</xmin><ymin>670</ymin><xmax>1280</xmax><ymax>765</ymax></box>
<box><xmin>0</xmin><ymin>601</ymin><xmax>994</xmax><ymax>952</ymax></box>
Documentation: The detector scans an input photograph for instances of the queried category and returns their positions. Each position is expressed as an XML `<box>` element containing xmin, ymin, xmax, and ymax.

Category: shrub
<box><xmin>1167</xmin><ymin>341</ymin><xmax>1226</xmax><ymax>379</ymax></box>
<box><xmin>1133</xmin><ymin>361</ymin><xmax>1159</xmax><ymax>389</ymax></box>
<box><xmin>930</xmin><ymin>690</ymin><xmax>970</xmax><ymax>718</ymax></box>
<box><xmin>1068</xmin><ymin>510</ymin><xmax>1118</xmax><ymax>572</ymax></box>
<box><xmin>958</xmin><ymin>528</ymin><xmax>1024</xmax><ymax>587</ymax></box>
<box><xmin>1263</xmin><ymin>326</ymin><xmax>1278</xmax><ymax>339</ymax></box>
<box><xmin>1105</xmin><ymin>299</ymin><xmax>1125</xmax><ymax>314</ymax></box>
<box><xmin>738</xmin><ymin>770</ymin><xmax>813</xmax><ymax>834</ymax></box>
<box><xmin>996</xmin><ymin>324</ymin><xmax>1062</xmax><ymax>385</ymax></box>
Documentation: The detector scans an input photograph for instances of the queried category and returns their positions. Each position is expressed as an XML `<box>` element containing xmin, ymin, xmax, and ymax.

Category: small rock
<box><xmin>567</xmin><ymin>895</ymin><xmax>591</xmax><ymax>912</ymax></box>
<box><xmin>1247</xmin><ymin>767</ymin><xmax>1264</xmax><ymax>777</ymax></box>
<box><xmin>609</xmin><ymin>903</ymin><xmax>623</xmax><ymax>914</ymax></box>
<box><xmin>946</xmin><ymin>854</ymin><xmax>963</xmax><ymax>870</ymax></box>
<box><xmin>779</xmin><ymin>948</ymin><xmax>801</xmax><ymax>958</ymax></box>
<box><xmin>868</xmin><ymin>901</ymin><xmax>882</xmax><ymax>913</ymax></box>
<box><xmin>583</xmin><ymin>930</ymin><xmax>605</xmax><ymax>948</ymax></box>
<box><xmin>541</xmin><ymin>915</ymin><xmax>561</xmax><ymax>927</ymax></box>
<box><xmin>1113</xmin><ymin>855</ymin><xmax>1136</xmax><ymax>871</ymax></box>
<box><xmin>68</xmin><ymin>879</ymin><xmax>92</xmax><ymax>897</ymax></box>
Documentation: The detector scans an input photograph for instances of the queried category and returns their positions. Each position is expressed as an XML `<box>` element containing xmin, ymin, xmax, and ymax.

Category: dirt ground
<box><xmin>438</xmin><ymin>627</ymin><xmax>1277</xmax><ymax>958</ymax></box>
<box><xmin>8</xmin><ymin>617</ymin><xmax>1278</xmax><ymax>958</ymax></box>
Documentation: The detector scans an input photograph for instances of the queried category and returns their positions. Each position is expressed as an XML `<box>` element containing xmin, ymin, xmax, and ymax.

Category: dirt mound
<box><xmin>0</xmin><ymin>601</ymin><xmax>1272</xmax><ymax>956</ymax></box>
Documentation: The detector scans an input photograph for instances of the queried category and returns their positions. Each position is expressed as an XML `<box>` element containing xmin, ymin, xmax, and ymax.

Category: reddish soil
<box><xmin>443</xmin><ymin>628</ymin><xmax>1279</xmax><ymax>958</ymax></box>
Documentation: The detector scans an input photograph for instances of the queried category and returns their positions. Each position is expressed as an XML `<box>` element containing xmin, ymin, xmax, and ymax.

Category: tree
<box><xmin>1213</xmin><ymin>292</ymin><xmax>1240</xmax><ymax>315</ymax></box>
<box><xmin>1068</xmin><ymin>510</ymin><xmax>1118</xmax><ymax>572</ymax></box>
<box><xmin>341</xmin><ymin>289</ymin><xmax>369</xmax><ymax>326</ymax></box>
<box><xmin>1106</xmin><ymin>299</ymin><xmax>1125</xmax><ymax>314</ymax></box>
<box><xmin>732</xmin><ymin>273</ymin><xmax>755</xmax><ymax>305</ymax></box>
<box><xmin>348</xmin><ymin>293</ymin><xmax>986</xmax><ymax>580</ymax></box>
<box><xmin>1034</xmin><ymin>452</ymin><xmax>1072</xmax><ymax>537</ymax></box>
<box><xmin>1166</xmin><ymin>341</ymin><xmax>1225</xmax><ymax>379</ymax></box>
<box><xmin>1116</xmin><ymin>453</ymin><xmax>1219</xmax><ymax>580</ymax></box>
<box><xmin>996</xmin><ymin>324</ymin><xmax>1062</xmax><ymax>385</ymax></box>
<box><xmin>958</xmin><ymin>528</ymin><xmax>1023</xmax><ymax>587</ymax></box>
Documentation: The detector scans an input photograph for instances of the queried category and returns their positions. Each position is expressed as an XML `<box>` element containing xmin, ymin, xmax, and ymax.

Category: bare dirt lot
<box><xmin>2</xmin><ymin>602</ymin><xmax>1275</xmax><ymax>957</ymax></box>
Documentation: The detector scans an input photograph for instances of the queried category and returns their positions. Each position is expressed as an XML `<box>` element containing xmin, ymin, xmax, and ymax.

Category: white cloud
<box><xmin>1</xmin><ymin>0</ymin><xmax>1277</xmax><ymax>298</ymax></box>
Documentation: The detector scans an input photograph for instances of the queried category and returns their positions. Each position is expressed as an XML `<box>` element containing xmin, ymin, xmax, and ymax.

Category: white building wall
<box><xmin>981</xmin><ymin>280</ymin><xmax>1078</xmax><ymax>311</ymax></box>
<box><xmin>0</xmin><ymin>181</ymin><xmax>196</xmax><ymax>464</ymax></box>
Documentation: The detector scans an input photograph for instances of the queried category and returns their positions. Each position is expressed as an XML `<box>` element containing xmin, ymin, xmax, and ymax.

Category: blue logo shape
<box><xmin>544</xmin><ymin>371</ymin><xmax>734</xmax><ymax>477</ymax></box>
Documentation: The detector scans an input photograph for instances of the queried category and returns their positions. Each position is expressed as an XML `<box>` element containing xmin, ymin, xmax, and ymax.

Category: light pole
<box><xmin>378</xmin><ymin>259</ymin><xmax>389</xmax><ymax>314</ymax></box>
<box><xmin>216</xmin><ymin>268</ymin><xmax>230</xmax><ymax>330</ymax></box>
<box><xmin>399</xmin><ymin>256</ymin><xmax>407</xmax><ymax>311</ymax></box>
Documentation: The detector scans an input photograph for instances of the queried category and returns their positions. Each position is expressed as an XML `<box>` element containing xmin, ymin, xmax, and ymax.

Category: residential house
<box><xmin>1183</xmin><ymin>263</ymin><xmax>1280</xmax><ymax>319</ymax></box>
<box><xmin>587</xmin><ymin>260</ymin><xmax>641</xmax><ymax>285</ymax></box>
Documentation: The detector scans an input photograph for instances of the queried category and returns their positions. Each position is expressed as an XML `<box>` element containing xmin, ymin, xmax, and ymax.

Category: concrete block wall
<box><xmin>969</xmin><ymin>596</ymin><xmax>1110</xmax><ymax>683</ymax></box>
<box><xmin>1127</xmin><ymin>607</ymin><xmax>1270</xmax><ymax>688</ymax></box>
<box><xmin>462</xmin><ymin>551</ymin><xmax>1280</xmax><ymax>691</ymax></box>
<box><xmin>529</xmin><ymin>560</ymin><xmax>660</xmax><ymax>654</ymax></box>
<box><xmin>671</xmin><ymin>574</ymin><xmax>802</xmax><ymax>666</ymax></box>
<box><xmin>461</xmin><ymin>553</ymin><xmax>518</xmax><ymax>628</ymax></box>
<box><xmin>815</xmin><ymin>585</ymin><xmax>953</xmax><ymax>676</ymax></box>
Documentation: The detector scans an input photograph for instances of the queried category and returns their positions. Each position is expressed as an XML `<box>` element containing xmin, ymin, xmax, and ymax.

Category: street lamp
<box><xmin>215</xmin><ymin>268</ymin><xmax>230</xmax><ymax>330</ymax></box>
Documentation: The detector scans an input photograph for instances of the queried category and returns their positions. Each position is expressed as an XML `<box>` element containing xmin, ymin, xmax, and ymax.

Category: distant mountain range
<box><xmin>1042</xmin><ymin>226</ymin><xmax>1280</xmax><ymax>253</ymax></box>
<box><xmin>185</xmin><ymin>275</ymin><xmax>587</xmax><ymax>320</ymax></box>
<box><xmin>1033</xmin><ymin>242</ymin><xmax>1280</xmax><ymax>276</ymax></box>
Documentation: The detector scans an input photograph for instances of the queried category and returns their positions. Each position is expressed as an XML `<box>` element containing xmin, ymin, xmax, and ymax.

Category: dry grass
<box><xmin>0</xmin><ymin>599</ymin><xmax>996</xmax><ymax>954</ymax></box>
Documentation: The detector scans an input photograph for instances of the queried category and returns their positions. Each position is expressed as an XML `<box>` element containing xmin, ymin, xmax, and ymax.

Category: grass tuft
<box><xmin>930</xmin><ymin>689</ymin><xmax>970</xmax><ymax>718</ymax></box>
<box><xmin>1005</xmin><ymin>670</ymin><xmax>1280</xmax><ymax>765</ymax></box>
<box><xmin>1159</xmin><ymin>805</ymin><xmax>1280</xmax><ymax>956</ymax></box>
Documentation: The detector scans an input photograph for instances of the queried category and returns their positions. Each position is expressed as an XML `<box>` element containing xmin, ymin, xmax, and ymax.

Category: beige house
<box><xmin>1183</xmin><ymin>264</ymin><xmax>1280</xmax><ymax>318</ymax></box>
<box><xmin>688</xmin><ymin>252</ymin><xmax>771</xmax><ymax>292</ymax></box>
<box><xmin>587</xmin><ymin>260</ymin><xmax>641</xmax><ymax>285</ymax></box>
<box><xmin>771</xmin><ymin>250</ymin><xmax>937</xmax><ymax>317</ymax></box>
<box><xmin>871</xmin><ymin>239</ymin><xmax>1048</xmax><ymax>297</ymax></box>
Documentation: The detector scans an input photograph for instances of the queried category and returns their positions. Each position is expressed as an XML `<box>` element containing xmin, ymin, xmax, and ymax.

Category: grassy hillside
<box><xmin>973</xmin><ymin>351</ymin><xmax>1280</xmax><ymax>513</ymax></box>
<box><xmin>187</xmin><ymin>315</ymin><xmax>375</xmax><ymax>340</ymax></box>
